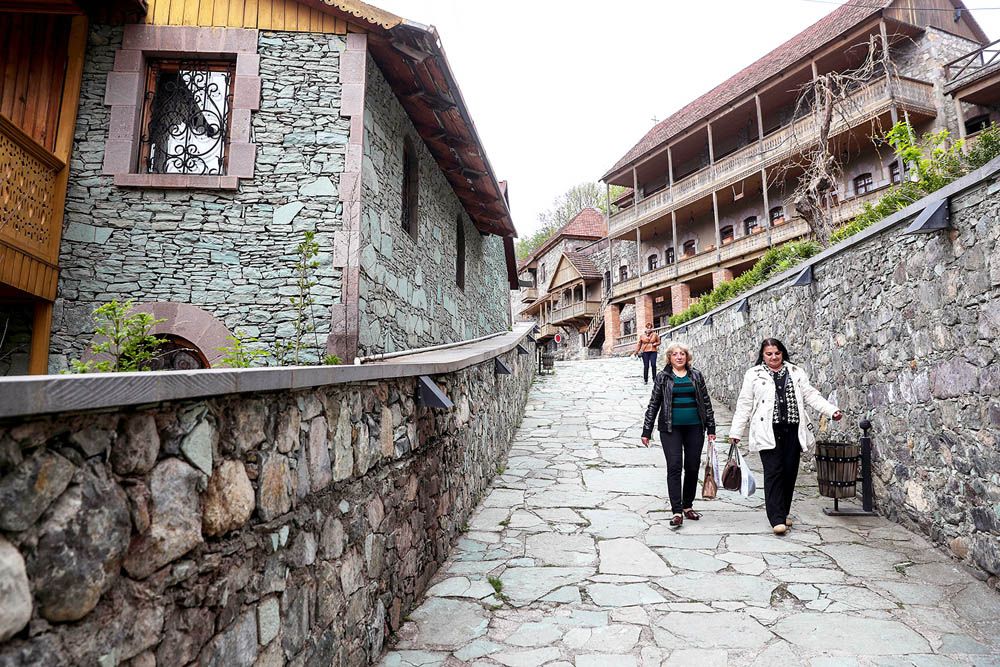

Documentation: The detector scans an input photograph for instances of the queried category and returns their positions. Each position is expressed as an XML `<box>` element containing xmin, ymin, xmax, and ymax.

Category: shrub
<box><xmin>70</xmin><ymin>300</ymin><xmax>166</xmax><ymax>373</ymax></box>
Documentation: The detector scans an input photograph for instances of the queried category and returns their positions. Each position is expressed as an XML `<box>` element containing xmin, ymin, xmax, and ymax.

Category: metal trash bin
<box><xmin>815</xmin><ymin>441</ymin><xmax>861</xmax><ymax>499</ymax></box>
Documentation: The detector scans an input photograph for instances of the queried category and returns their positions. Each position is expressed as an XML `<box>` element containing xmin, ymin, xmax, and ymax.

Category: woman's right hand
<box><xmin>641</xmin><ymin>437</ymin><xmax>650</xmax><ymax>447</ymax></box>
<box><xmin>729</xmin><ymin>437</ymin><xmax>739</xmax><ymax>447</ymax></box>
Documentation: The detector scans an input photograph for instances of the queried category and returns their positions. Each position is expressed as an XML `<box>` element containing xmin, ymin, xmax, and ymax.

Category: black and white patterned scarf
<box><xmin>767</xmin><ymin>365</ymin><xmax>799</xmax><ymax>425</ymax></box>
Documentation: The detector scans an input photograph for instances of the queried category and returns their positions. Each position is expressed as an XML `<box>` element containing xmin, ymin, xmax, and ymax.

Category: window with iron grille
<box><xmin>683</xmin><ymin>240</ymin><xmax>696</xmax><ymax>257</ymax></box>
<box><xmin>743</xmin><ymin>216</ymin><xmax>758</xmax><ymax>236</ymax></box>
<box><xmin>665</xmin><ymin>247</ymin><xmax>675</xmax><ymax>265</ymax></box>
<box><xmin>720</xmin><ymin>225</ymin><xmax>734</xmax><ymax>243</ymax></box>
<box><xmin>619</xmin><ymin>265</ymin><xmax>629</xmax><ymax>281</ymax></box>
<box><xmin>853</xmin><ymin>172</ymin><xmax>873</xmax><ymax>196</ymax></box>
<box><xmin>139</xmin><ymin>59</ymin><xmax>235</xmax><ymax>175</ymax></box>
<box><xmin>769</xmin><ymin>206</ymin><xmax>784</xmax><ymax>223</ymax></box>
<box><xmin>648</xmin><ymin>254</ymin><xmax>658</xmax><ymax>271</ymax></box>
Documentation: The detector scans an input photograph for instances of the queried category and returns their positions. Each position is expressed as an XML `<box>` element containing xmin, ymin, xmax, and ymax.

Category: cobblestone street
<box><xmin>382</xmin><ymin>357</ymin><xmax>1000</xmax><ymax>666</ymax></box>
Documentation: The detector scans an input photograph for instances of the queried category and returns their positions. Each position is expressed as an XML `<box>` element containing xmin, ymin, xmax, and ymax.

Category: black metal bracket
<box><xmin>516</xmin><ymin>344</ymin><xmax>529</xmax><ymax>356</ymax></box>
<box><xmin>789</xmin><ymin>265</ymin><xmax>813</xmax><ymax>287</ymax></box>
<box><xmin>702</xmin><ymin>314</ymin><xmax>713</xmax><ymax>327</ymax></box>
<box><xmin>417</xmin><ymin>375</ymin><xmax>453</xmax><ymax>409</ymax></box>
<box><xmin>495</xmin><ymin>358</ymin><xmax>512</xmax><ymax>375</ymax></box>
<box><xmin>735</xmin><ymin>298</ymin><xmax>750</xmax><ymax>315</ymax></box>
<box><xmin>903</xmin><ymin>197</ymin><xmax>950</xmax><ymax>234</ymax></box>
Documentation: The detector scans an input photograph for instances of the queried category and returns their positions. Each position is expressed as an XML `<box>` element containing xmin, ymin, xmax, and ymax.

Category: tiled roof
<box><xmin>603</xmin><ymin>0</ymin><xmax>892</xmax><ymax>179</ymax></box>
<box><xmin>564</xmin><ymin>252</ymin><xmax>602</xmax><ymax>281</ymax></box>
<box><xmin>519</xmin><ymin>207</ymin><xmax>607</xmax><ymax>269</ymax></box>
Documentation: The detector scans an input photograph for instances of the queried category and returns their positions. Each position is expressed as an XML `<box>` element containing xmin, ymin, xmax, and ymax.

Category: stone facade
<box><xmin>51</xmin><ymin>27</ymin><xmax>350</xmax><ymax>370</ymax></box>
<box><xmin>672</xmin><ymin>163</ymin><xmax>1000</xmax><ymax>584</ymax></box>
<box><xmin>0</xmin><ymin>337</ymin><xmax>534</xmax><ymax>664</ymax></box>
<box><xmin>358</xmin><ymin>57</ymin><xmax>510</xmax><ymax>357</ymax></box>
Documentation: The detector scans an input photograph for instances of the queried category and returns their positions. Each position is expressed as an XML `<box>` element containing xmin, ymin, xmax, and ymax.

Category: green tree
<box><xmin>70</xmin><ymin>300</ymin><xmax>166</xmax><ymax>373</ymax></box>
<box><xmin>515</xmin><ymin>182</ymin><xmax>626</xmax><ymax>261</ymax></box>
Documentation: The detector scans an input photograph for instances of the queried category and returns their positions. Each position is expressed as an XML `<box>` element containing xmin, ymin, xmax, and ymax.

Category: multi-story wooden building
<box><xmin>600</xmin><ymin>0</ymin><xmax>995</xmax><ymax>352</ymax></box>
<box><xmin>0</xmin><ymin>1</ymin><xmax>146</xmax><ymax>374</ymax></box>
<box><xmin>1</xmin><ymin>0</ymin><xmax>519</xmax><ymax>374</ymax></box>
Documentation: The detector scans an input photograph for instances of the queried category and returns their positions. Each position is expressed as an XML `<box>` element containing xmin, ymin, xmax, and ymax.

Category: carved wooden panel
<box><xmin>0</xmin><ymin>115</ymin><xmax>63</xmax><ymax>259</ymax></box>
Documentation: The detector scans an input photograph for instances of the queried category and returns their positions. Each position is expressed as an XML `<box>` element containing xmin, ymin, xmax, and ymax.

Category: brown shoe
<box><xmin>683</xmin><ymin>509</ymin><xmax>702</xmax><ymax>521</ymax></box>
<box><xmin>670</xmin><ymin>514</ymin><xmax>683</xmax><ymax>528</ymax></box>
<box><xmin>773</xmin><ymin>524</ymin><xmax>787</xmax><ymax>535</ymax></box>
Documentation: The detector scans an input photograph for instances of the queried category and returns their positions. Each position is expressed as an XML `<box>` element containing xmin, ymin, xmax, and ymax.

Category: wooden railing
<box><xmin>538</xmin><ymin>323</ymin><xmax>558</xmax><ymax>339</ymax></box>
<box><xmin>520</xmin><ymin>287</ymin><xmax>538</xmax><ymax>302</ymax></box>
<box><xmin>0</xmin><ymin>114</ymin><xmax>64</xmax><ymax>300</ymax></box>
<box><xmin>551</xmin><ymin>300</ymin><xmax>601</xmax><ymax>324</ymax></box>
<box><xmin>609</xmin><ymin>77</ymin><xmax>936</xmax><ymax>235</ymax></box>
<box><xmin>945</xmin><ymin>37</ymin><xmax>1000</xmax><ymax>87</ymax></box>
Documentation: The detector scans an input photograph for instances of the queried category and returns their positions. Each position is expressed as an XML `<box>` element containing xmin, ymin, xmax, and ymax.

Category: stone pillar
<box><xmin>602</xmin><ymin>304</ymin><xmax>621</xmax><ymax>354</ymax></box>
<box><xmin>671</xmin><ymin>283</ymin><xmax>691</xmax><ymax>315</ymax></box>
<box><xmin>712</xmin><ymin>268</ymin><xmax>734</xmax><ymax>288</ymax></box>
<box><xmin>634</xmin><ymin>294</ymin><xmax>654</xmax><ymax>332</ymax></box>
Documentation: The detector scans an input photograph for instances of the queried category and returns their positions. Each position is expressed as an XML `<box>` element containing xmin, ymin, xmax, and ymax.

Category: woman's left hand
<box><xmin>707</xmin><ymin>434</ymin><xmax>716</xmax><ymax>442</ymax></box>
<box><xmin>832</xmin><ymin>410</ymin><xmax>843</xmax><ymax>421</ymax></box>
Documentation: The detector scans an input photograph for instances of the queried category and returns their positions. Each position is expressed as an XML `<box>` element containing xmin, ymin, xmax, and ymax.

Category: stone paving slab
<box><xmin>381</xmin><ymin>357</ymin><xmax>1000</xmax><ymax>666</ymax></box>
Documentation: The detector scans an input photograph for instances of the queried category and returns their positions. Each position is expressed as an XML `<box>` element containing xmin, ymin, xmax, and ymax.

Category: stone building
<box><xmin>596</xmin><ymin>0</ymin><xmax>999</xmax><ymax>354</ymax></box>
<box><xmin>514</xmin><ymin>207</ymin><xmax>637</xmax><ymax>359</ymax></box>
<box><xmin>2</xmin><ymin>0</ymin><xmax>518</xmax><ymax>373</ymax></box>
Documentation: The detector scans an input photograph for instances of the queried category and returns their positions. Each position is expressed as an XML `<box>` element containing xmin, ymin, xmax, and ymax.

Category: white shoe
<box><xmin>773</xmin><ymin>524</ymin><xmax>787</xmax><ymax>535</ymax></box>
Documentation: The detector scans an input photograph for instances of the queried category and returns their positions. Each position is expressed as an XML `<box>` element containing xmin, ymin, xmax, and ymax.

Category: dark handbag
<box><xmin>721</xmin><ymin>442</ymin><xmax>742</xmax><ymax>491</ymax></box>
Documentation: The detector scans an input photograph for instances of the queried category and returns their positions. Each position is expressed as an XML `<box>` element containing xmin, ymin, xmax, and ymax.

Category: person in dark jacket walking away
<box><xmin>634</xmin><ymin>322</ymin><xmax>661</xmax><ymax>384</ymax></box>
<box><xmin>641</xmin><ymin>341</ymin><xmax>716</xmax><ymax>527</ymax></box>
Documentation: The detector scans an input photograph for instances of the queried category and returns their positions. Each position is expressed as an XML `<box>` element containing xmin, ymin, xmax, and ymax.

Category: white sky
<box><xmin>373</xmin><ymin>0</ymin><xmax>1000</xmax><ymax>238</ymax></box>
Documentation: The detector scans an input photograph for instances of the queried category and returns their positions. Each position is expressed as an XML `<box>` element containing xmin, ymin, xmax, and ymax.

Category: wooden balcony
<box><xmin>609</xmin><ymin>77</ymin><xmax>936</xmax><ymax>236</ymax></box>
<box><xmin>550</xmin><ymin>300</ymin><xmax>601</xmax><ymax>325</ymax></box>
<box><xmin>0</xmin><ymin>115</ymin><xmax>64</xmax><ymax>301</ymax></box>
<box><xmin>520</xmin><ymin>287</ymin><xmax>538</xmax><ymax>302</ymax></box>
<box><xmin>538</xmin><ymin>323</ymin><xmax>558</xmax><ymax>339</ymax></box>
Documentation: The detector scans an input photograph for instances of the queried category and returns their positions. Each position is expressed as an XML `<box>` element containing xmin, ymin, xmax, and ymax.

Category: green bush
<box><xmin>667</xmin><ymin>240</ymin><xmax>820</xmax><ymax>327</ymax></box>
<box><xmin>70</xmin><ymin>300</ymin><xmax>166</xmax><ymax>373</ymax></box>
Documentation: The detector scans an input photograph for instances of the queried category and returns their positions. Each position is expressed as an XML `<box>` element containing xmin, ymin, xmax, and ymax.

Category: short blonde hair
<box><xmin>663</xmin><ymin>340</ymin><xmax>693</xmax><ymax>366</ymax></box>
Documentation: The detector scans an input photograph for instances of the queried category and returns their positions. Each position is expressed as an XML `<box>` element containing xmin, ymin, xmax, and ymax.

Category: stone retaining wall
<box><xmin>0</xmin><ymin>331</ymin><xmax>534</xmax><ymax>665</ymax></box>
<box><xmin>670</xmin><ymin>162</ymin><xmax>1000</xmax><ymax>584</ymax></box>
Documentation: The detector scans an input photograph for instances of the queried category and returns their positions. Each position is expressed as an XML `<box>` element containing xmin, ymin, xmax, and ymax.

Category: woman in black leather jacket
<box><xmin>640</xmin><ymin>341</ymin><xmax>716</xmax><ymax>527</ymax></box>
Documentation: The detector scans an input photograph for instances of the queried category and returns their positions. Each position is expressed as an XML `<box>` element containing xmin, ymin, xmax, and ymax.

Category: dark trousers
<box><xmin>641</xmin><ymin>351</ymin><xmax>657</xmax><ymax>382</ymax></box>
<box><xmin>759</xmin><ymin>423</ymin><xmax>801</xmax><ymax>526</ymax></box>
<box><xmin>659</xmin><ymin>425</ymin><xmax>704</xmax><ymax>514</ymax></box>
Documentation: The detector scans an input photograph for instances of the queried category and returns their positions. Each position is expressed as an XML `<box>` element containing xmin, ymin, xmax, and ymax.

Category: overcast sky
<box><xmin>373</xmin><ymin>0</ymin><xmax>1000</xmax><ymax>238</ymax></box>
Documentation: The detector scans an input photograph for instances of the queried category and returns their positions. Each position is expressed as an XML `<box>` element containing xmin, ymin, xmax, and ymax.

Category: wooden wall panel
<box><xmin>887</xmin><ymin>0</ymin><xmax>985</xmax><ymax>44</ymax></box>
<box><xmin>142</xmin><ymin>0</ymin><xmax>352</xmax><ymax>33</ymax></box>
<box><xmin>0</xmin><ymin>13</ymin><xmax>71</xmax><ymax>152</ymax></box>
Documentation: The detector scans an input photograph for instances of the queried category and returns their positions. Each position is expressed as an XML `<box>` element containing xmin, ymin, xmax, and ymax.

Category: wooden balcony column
<box><xmin>755</xmin><ymin>93</ymin><xmax>774</xmax><ymax>247</ymax></box>
<box><xmin>711</xmin><ymin>190</ymin><xmax>722</xmax><ymax>262</ymax></box>
<box><xmin>632</xmin><ymin>167</ymin><xmax>640</xmax><ymax>204</ymax></box>
<box><xmin>880</xmin><ymin>19</ymin><xmax>900</xmax><ymax>126</ymax></box>
<box><xmin>636</xmin><ymin>227</ymin><xmax>642</xmax><ymax>280</ymax></box>
<box><xmin>667</xmin><ymin>145</ymin><xmax>674</xmax><ymax>191</ymax></box>
<box><xmin>26</xmin><ymin>14</ymin><xmax>87</xmax><ymax>374</ymax></box>
<box><xmin>671</xmin><ymin>210</ymin><xmax>679</xmax><ymax>278</ymax></box>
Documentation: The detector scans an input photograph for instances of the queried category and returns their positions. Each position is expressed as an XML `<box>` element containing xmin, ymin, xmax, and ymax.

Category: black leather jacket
<box><xmin>642</xmin><ymin>366</ymin><xmax>716</xmax><ymax>437</ymax></box>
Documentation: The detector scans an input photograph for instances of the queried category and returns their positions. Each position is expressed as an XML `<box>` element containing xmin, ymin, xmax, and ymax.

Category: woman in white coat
<box><xmin>729</xmin><ymin>338</ymin><xmax>842</xmax><ymax>535</ymax></box>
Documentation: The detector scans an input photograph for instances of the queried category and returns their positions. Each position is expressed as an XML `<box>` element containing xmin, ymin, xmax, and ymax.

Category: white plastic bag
<box><xmin>709</xmin><ymin>441</ymin><xmax>721</xmax><ymax>485</ymax></box>
<box><xmin>737</xmin><ymin>449</ymin><xmax>757</xmax><ymax>497</ymax></box>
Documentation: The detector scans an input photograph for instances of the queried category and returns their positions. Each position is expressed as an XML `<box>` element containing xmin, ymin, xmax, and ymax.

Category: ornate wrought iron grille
<box><xmin>139</xmin><ymin>60</ymin><xmax>235</xmax><ymax>175</ymax></box>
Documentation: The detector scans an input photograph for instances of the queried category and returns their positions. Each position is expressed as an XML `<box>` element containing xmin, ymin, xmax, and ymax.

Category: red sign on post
<box><xmin>554</xmin><ymin>334</ymin><xmax>562</xmax><ymax>344</ymax></box>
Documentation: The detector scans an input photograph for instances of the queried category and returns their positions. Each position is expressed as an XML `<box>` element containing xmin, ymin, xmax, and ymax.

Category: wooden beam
<box><xmin>27</xmin><ymin>300</ymin><xmax>52</xmax><ymax>375</ymax></box>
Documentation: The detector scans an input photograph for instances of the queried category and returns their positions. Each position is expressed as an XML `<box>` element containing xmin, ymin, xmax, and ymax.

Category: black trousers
<box><xmin>659</xmin><ymin>425</ymin><xmax>704</xmax><ymax>514</ymax></box>
<box><xmin>759</xmin><ymin>423</ymin><xmax>801</xmax><ymax>526</ymax></box>
<box><xmin>641</xmin><ymin>351</ymin><xmax>657</xmax><ymax>382</ymax></box>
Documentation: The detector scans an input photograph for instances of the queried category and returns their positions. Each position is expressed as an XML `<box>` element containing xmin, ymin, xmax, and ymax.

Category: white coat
<box><xmin>729</xmin><ymin>362</ymin><xmax>839</xmax><ymax>453</ymax></box>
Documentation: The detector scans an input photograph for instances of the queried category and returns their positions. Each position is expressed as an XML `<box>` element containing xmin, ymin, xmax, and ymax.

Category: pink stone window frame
<box><xmin>102</xmin><ymin>24</ymin><xmax>261</xmax><ymax>190</ymax></box>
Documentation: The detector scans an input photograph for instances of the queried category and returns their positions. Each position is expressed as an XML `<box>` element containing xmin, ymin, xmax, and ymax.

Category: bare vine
<box><xmin>780</xmin><ymin>34</ymin><xmax>900</xmax><ymax>247</ymax></box>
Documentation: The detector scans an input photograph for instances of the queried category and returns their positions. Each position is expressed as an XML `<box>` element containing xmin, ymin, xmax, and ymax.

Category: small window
<box><xmin>889</xmin><ymin>161</ymin><xmax>902</xmax><ymax>185</ymax></box>
<box><xmin>603</xmin><ymin>270</ymin><xmax>611</xmax><ymax>288</ymax></box>
<box><xmin>853</xmin><ymin>172</ymin><xmax>873</xmax><ymax>196</ymax></box>
<box><xmin>622</xmin><ymin>320</ymin><xmax>635</xmax><ymax>336</ymax></box>
<box><xmin>401</xmin><ymin>138</ymin><xmax>419</xmax><ymax>240</ymax></box>
<box><xmin>455</xmin><ymin>215</ymin><xmax>465</xmax><ymax>289</ymax></box>
<box><xmin>769</xmin><ymin>206</ymin><xmax>784</xmax><ymax>224</ymax></box>
<box><xmin>140</xmin><ymin>59</ymin><xmax>236</xmax><ymax>175</ymax></box>
<box><xmin>539</xmin><ymin>263</ymin><xmax>546</xmax><ymax>285</ymax></box>
<box><xmin>965</xmin><ymin>113</ymin><xmax>990</xmax><ymax>135</ymax></box>
<box><xmin>619</xmin><ymin>265</ymin><xmax>629</xmax><ymax>281</ymax></box>
<box><xmin>648</xmin><ymin>254</ymin><xmax>658</xmax><ymax>271</ymax></box>
<box><xmin>720</xmin><ymin>225</ymin><xmax>734</xmax><ymax>244</ymax></box>
<box><xmin>682</xmin><ymin>240</ymin><xmax>696</xmax><ymax>257</ymax></box>
<box><xmin>743</xmin><ymin>216</ymin><xmax>758</xmax><ymax>236</ymax></box>
<box><xmin>665</xmin><ymin>247</ymin><xmax>675</xmax><ymax>265</ymax></box>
